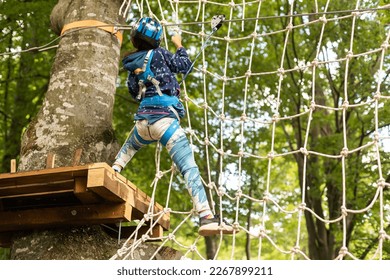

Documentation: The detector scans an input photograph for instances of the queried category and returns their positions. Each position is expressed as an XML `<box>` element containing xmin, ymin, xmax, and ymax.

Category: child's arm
<box><xmin>167</xmin><ymin>34</ymin><xmax>192</xmax><ymax>74</ymax></box>
<box><xmin>171</xmin><ymin>33</ymin><xmax>183</xmax><ymax>49</ymax></box>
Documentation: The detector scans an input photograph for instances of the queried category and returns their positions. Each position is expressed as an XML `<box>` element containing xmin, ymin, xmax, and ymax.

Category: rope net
<box><xmin>112</xmin><ymin>0</ymin><xmax>390</xmax><ymax>260</ymax></box>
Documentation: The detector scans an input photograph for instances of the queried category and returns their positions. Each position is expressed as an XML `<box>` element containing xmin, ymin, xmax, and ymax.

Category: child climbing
<box><xmin>112</xmin><ymin>17</ymin><xmax>235</xmax><ymax>236</ymax></box>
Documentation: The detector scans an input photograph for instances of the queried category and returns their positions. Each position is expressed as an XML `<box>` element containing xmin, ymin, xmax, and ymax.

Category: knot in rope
<box><xmin>373</xmin><ymin>132</ymin><xmax>380</xmax><ymax>142</ymax></box>
<box><xmin>272</xmin><ymin>114</ymin><xmax>279</xmax><ymax>122</ymax></box>
<box><xmin>379</xmin><ymin>230</ymin><xmax>387</xmax><ymax>240</ymax></box>
<box><xmin>292</xmin><ymin>246</ymin><xmax>300</xmax><ymax>254</ymax></box>
<box><xmin>160</xmin><ymin>20</ymin><xmax>168</xmax><ymax>26</ymax></box>
<box><xmin>258</xmin><ymin>226</ymin><xmax>266</xmax><ymax>238</ymax></box>
<box><xmin>198</xmin><ymin>31</ymin><xmax>205</xmax><ymax>37</ymax></box>
<box><xmin>319</xmin><ymin>16</ymin><xmax>327</xmax><ymax>23</ymax></box>
<box><xmin>217</xmin><ymin>148</ymin><xmax>224</xmax><ymax>156</ymax></box>
<box><xmin>224</xmin><ymin>36</ymin><xmax>232</xmax><ymax>43</ymax></box>
<box><xmin>300</xmin><ymin>147</ymin><xmax>309</xmax><ymax>156</ymax></box>
<box><xmin>240</xmin><ymin>113</ymin><xmax>247</xmax><ymax>121</ymax></box>
<box><xmin>286</xmin><ymin>23</ymin><xmax>293</xmax><ymax>31</ymax></box>
<box><xmin>235</xmin><ymin>189</ymin><xmax>243</xmax><ymax>198</ymax></box>
<box><xmin>346</xmin><ymin>51</ymin><xmax>354</xmax><ymax>59</ymax></box>
<box><xmin>267</xmin><ymin>151</ymin><xmax>275</xmax><ymax>159</ymax></box>
<box><xmin>245</xmin><ymin>70</ymin><xmax>252</xmax><ymax>77</ymax></box>
<box><xmin>277</xmin><ymin>68</ymin><xmax>285</xmax><ymax>76</ymax></box>
<box><xmin>218</xmin><ymin>187</ymin><xmax>225</xmax><ymax>196</ymax></box>
<box><xmin>190</xmin><ymin>245</ymin><xmax>197</xmax><ymax>252</ymax></box>
<box><xmin>116</xmin><ymin>247</ymin><xmax>128</xmax><ymax>258</ymax></box>
<box><xmin>202</xmin><ymin>102</ymin><xmax>209</xmax><ymax>110</ymax></box>
<box><xmin>373</xmin><ymin>91</ymin><xmax>381</xmax><ymax>100</ymax></box>
<box><xmin>311</xmin><ymin>58</ymin><xmax>319</xmax><ymax>67</ymax></box>
<box><xmin>182</xmin><ymin>94</ymin><xmax>190</xmax><ymax>102</ymax></box>
<box><xmin>377</xmin><ymin>178</ymin><xmax>385</xmax><ymax>189</ymax></box>
<box><xmin>298</xmin><ymin>202</ymin><xmax>306</xmax><ymax>210</ymax></box>
<box><xmin>204</xmin><ymin>137</ymin><xmax>210</xmax><ymax>145</ymax></box>
<box><xmin>263</xmin><ymin>191</ymin><xmax>270</xmax><ymax>201</ymax></box>
<box><xmin>221</xmin><ymin>75</ymin><xmax>228</xmax><ymax>83</ymax></box>
<box><xmin>229</xmin><ymin>1</ymin><xmax>236</xmax><ymax>8</ymax></box>
<box><xmin>310</xmin><ymin>101</ymin><xmax>316</xmax><ymax>111</ymax></box>
<box><xmin>251</xmin><ymin>31</ymin><xmax>257</xmax><ymax>38</ymax></box>
<box><xmin>155</xmin><ymin>171</ymin><xmax>164</xmax><ymax>179</ymax></box>
<box><xmin>207</xmin><ymin>181</ymin><xmax>216</xmax><ymax>190</ymax></box>
<box><xmin>338</xmin><ymin>246</ymin><xmax>348</xmax><ymax>255</ymax></box>
<box><xmin>381</xmin><ymin>41</ymin><xmax>389</xmax><ymax>50</ymax></box>
<box><xmin>342</xmin><ymin>100</ymin><xmax>349</xmax><ymax>109</ymax></box>
<box><xmin>219</xmin><ymin>113</ymin><xmax>226</xmax><ymax>121</ymax></box>
<box><xmin>201</xmin><ymin>66</ymin><xmax>207</xmax><ymax>74</ymax></box>
<box><xmin>164</xmin><ymin>207</ymin><xmax>171</xmax><ymax>214</ymax></box>
<box><xmin>141</xmin><ymin>234</ymin><xmax>149</xmax><ymax>242</ymax></box>
<box><xmin>351</xmin><ymin>11</ymin><xmax>361</xmax><ymax>17</ymax></box>
<box><xmin>340</xmin><ymin>148</ymin><xmax>349</xmax><ymax>157</ymax></box>
<box><xmin>233</xmin><ymin>222</ymin><xmax>240</xmax><ymax>230</ymax></box>
<box><xmin>237</xmin><ymin>150</ymin><xmax>244</xmax><ymax>157</ymax></box>
<box><xmin>188</xmin><ymin>129</ymin><xmax>196</xmax><ymax>137</ymax></box>
<box><xmin>168</xmin><ymin>233</ymin><xmax>175</xmax><ymax>241</ymax></box>
<box><xmin>340</xmin><ymin>206</ymin><xmax>348</xmax><ymax>216</ymax></box>
<box><xmin>144</xmin><ymin>213</ymin><xmax>151</xmax><ymax>221</ymax></box>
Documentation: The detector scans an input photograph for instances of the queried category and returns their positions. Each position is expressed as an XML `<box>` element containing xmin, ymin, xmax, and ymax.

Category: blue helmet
<box><xmin>132</xmin><ymin>17</ymin><xmax>163</xmax><ymax>48</ymax></box>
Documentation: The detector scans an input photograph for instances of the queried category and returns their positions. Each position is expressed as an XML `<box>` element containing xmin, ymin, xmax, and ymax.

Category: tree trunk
<box><xmin>18</xmin><ymin>0</ymin><xmax>121</xmax><ymax>171</ymax></box>
<box><xmin>11</xmin><ymin>0</ymin><xmax>123</xmax><ymax>260</ymax></box>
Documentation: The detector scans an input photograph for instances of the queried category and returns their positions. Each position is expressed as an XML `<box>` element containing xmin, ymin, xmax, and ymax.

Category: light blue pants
<box><xmin>114</xmin><ymin>118</ymin><xmax>212</xmax><ymax>218</ymax></box>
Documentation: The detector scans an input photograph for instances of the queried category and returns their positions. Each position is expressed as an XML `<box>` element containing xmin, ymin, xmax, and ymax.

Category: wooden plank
<box><xmin>46</xmin><ymin>153</ymin><xmax>56</xmax><ymax>169</ymax></box>
<box><xmin>0</xmin><ymin>165</ymin><xmax>89</xmax><ymax>188</ymax></box>
<box><xmin>0</xmin><ymin>179</ymin><xmax>75</xmax><ymax>199</ymax></box>
<box><xmin>72</xmin><ymin>149</ymin><xmax>83</xmax><ymax>166</ymax></box>
<box><xmin>10</xmin><ymin>159</ymin><xmax>16</xmax><ymax>173</ymax></box>
<box><xmin>73</xmin><ymin>177</ymin><xmax>101</xmax><ymax>204</ymax></box>
<box><xmin>0</xmin><ymin>162</ymin><xmax>169</xmax><ymax>231</ymax></box>
<box><xmin>87</xmin><ymin>167</ymin><xmax>128</xmax><ymax>202</ymax></box>
<box><xmin>0</xmin><ymin>203</ymin><xmax>132</xmax><ymax>232</ymax></box>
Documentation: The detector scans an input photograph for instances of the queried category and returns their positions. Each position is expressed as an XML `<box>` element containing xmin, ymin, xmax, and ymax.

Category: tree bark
<box><xmin>11</xmin><ymin>0</ymin><xmax>123</xmax><ymax>260</ymax></box>
<box><xmin>18</xmin><ymin>0</ymin><xmax>121</xmax><ymax>171</ymax></box>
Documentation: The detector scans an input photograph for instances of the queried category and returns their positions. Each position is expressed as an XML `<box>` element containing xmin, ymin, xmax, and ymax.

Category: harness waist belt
<box><xmin>140</xmin><ymin>95</ymin><xmax>179</xmax><ymax>107</ymax></box>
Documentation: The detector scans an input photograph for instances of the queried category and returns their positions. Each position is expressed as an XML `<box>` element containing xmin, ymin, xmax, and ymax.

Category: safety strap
<box><xmin>160</xmin><ymin>119</ymin><xmax>180</xmax><ymax>146</ymax></box>
<box><xmin>61</xmin><ymin>20</ymin><xmax>123</xmax><ymax>45</ymax></box>
<box><xmin>137</xmin><ymin>50</ymin><xmax>181</xmax><ymax>122</ymax></box>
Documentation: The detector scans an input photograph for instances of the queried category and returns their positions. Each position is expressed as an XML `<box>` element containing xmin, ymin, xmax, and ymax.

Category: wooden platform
<box><xmin>0</xmin><ymin>163</ymin><xmax>169</xmax><ymax>246</ymax></box>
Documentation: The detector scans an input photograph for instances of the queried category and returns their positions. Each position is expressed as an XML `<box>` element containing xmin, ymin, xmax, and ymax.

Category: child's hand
<box><xmin>134</xmin><ymin>68</ymin><xmax>143</xmax><ymax>75</ymax></box>
<box><xmin>171</xmin><ymin>33</ymin><xmax>183</xmax><ymax>49</ymax></box>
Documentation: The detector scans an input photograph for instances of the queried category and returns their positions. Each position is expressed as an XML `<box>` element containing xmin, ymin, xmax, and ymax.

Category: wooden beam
<box><xmin>10</xmin><ymin>159</ymin><xmax>16</xmax><ymax>173</ymax></box>
<box><xmin>0</xmin><ymin>179</ymin><xmax>75</xmax><ymax>199</ymax></box>
<box><xmin>0</xmin><ymin>162</ymin><xmax>170</xmax><ymax>231</ymax></box>
<box><xmin>0</xmin><ymin>203</ymin><xmax>132</xmax><ymax>232</ymax></box>
<box><xmin>72</xmin><ymin>149</ymin><xmax>83</xmax><ymax>166</ymax></box>
<box><xmin>46</xmin><ymin>153</ymin><xmax>56</xmax><ymax>169</ymax></box>
<box><xmin>73</xmin><ymin>177</ymin><xmax>101</xmax><ymax>204</ymax></box>
<box><xmin>87</xmin><ymin>167</ymin><xmax>128</xmax><ymax>202</ymax></box>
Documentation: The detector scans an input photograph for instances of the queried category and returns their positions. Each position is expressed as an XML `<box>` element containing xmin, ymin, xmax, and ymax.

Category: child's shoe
<box><xmin>198</xmin><ymin>215</ymin><xmax>237</xmax><ymax>236</ymax></box>
<box><xmin>112</xmin><ymin>164</ymin><xmax>122</xmax><ymax>173</ymax></box>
